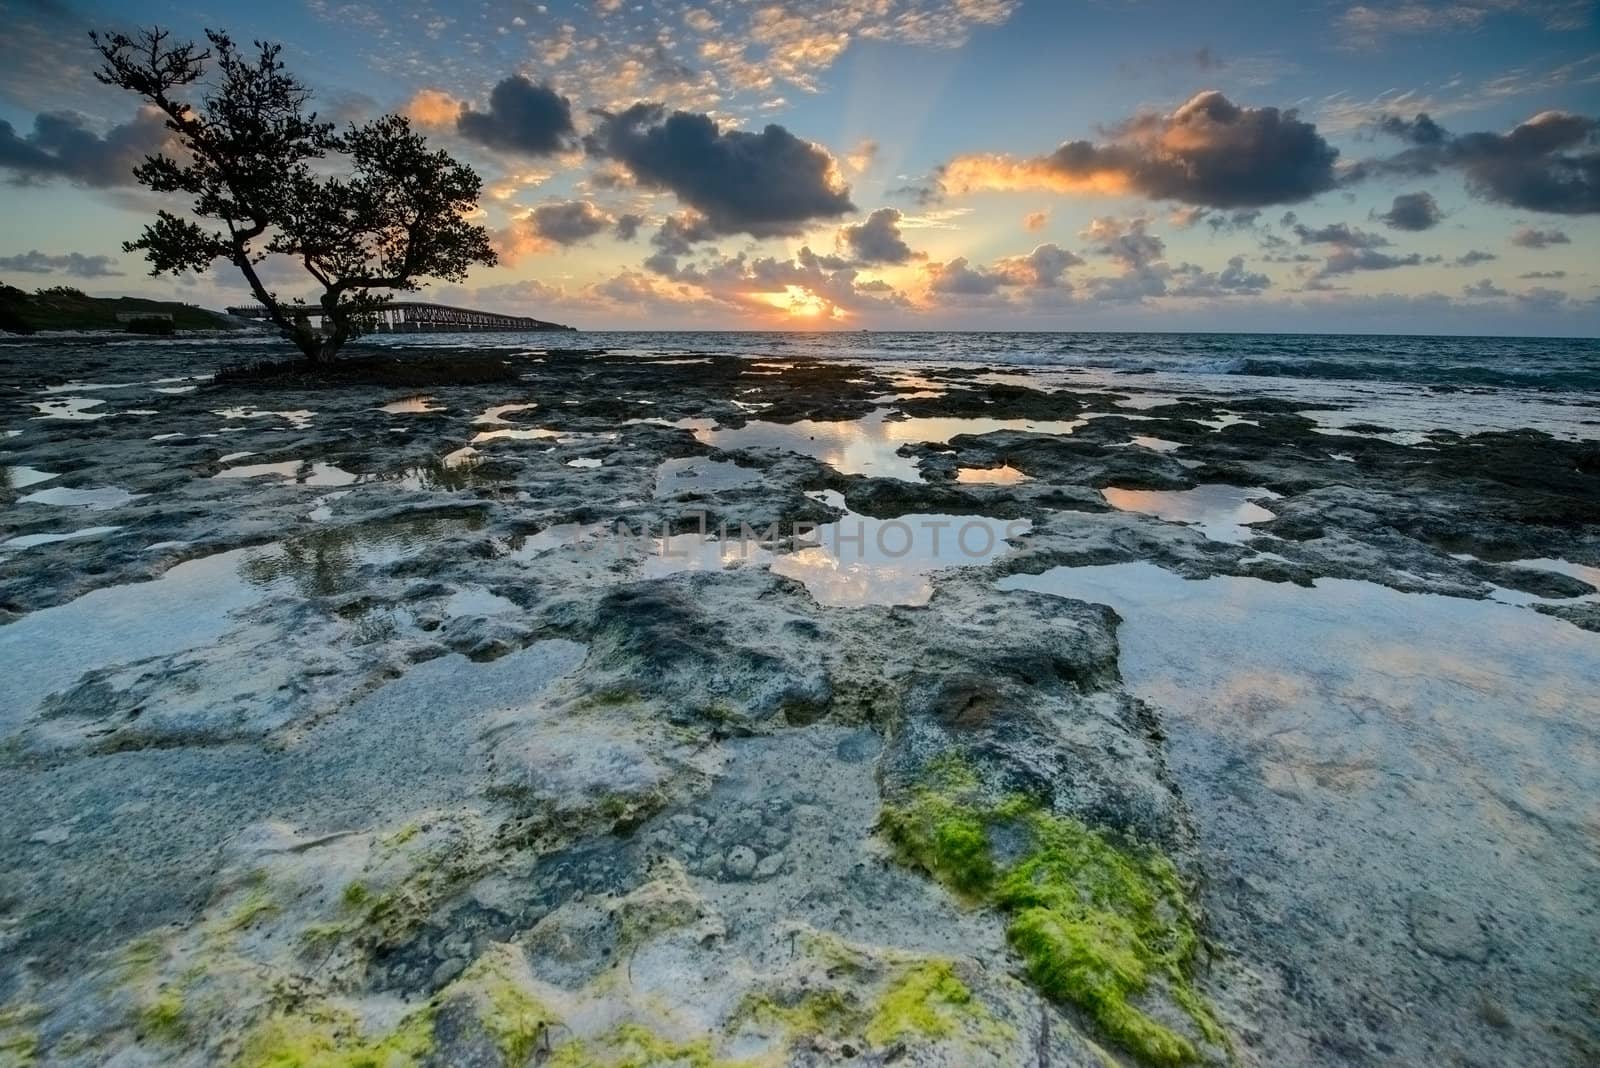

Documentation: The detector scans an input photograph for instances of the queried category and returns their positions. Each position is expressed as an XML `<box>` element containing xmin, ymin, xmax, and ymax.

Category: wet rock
<box><xmin>1407</xmin><ymin>893</ymin><xmax>1489</xmax><ymax>963</ymax></box>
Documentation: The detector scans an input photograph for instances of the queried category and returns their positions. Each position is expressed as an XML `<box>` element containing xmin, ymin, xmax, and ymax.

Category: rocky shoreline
<box><xmin>1</xmin><ymin>340</ymin><xmax>1596</xmax><ymax>1066</ymax></box>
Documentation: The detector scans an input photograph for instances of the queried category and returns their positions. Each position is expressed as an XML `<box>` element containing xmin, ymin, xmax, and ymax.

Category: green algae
<box><xmin>235</xmin><ymin>1005</ymin><xmax>436</xmax><ymax>1068</ymax></box>
<box><xmin>863</xmin><ymin>960</ymin><xmax>977</xmax><ymax>1047</ymax></box>
<box><xmin>0</xmin><ymin>1003</ymin><xmax>41</xmax><ymax>1068</ymax></box>
<box><xmin>215</xmin><ymin>883</ymin><xmax>282</xmax><ymax>936</ymax></box>
<box><xmin>117</xmin><ymin>934</ymin><xmax>166</xmax><ymax>985</ymax></box>
<box><xmin>880</xmin><ymin>761</ymin><xmax>1224</xmax><ymax>1066</ymax></box>
<box><xmin>735</xmin><ymin>986</ymin><xmax>862</xmax><ymax>1040</ymax></box>
<box><xmin>340</xmin><ymin>881</ymin><xmax>372</xmax><ymax>910</ymax></box>
<box><xmin>456</xmin><ymin>950</ymin><xmax>558</xmax><ymax>1064</ymax></box>
<box><xmin>733</xmin><ymin>932</ymin><xmax>1006</xmax><ymax>1059</ymax></box>
<box><xmin>234</xmin><ymin>945</ymin><xmax>554</xmax><ymax>1068</ymax></box>
<box><xmin>136</xmin><ymin>989</ymin><xmax>188</xmax><ymax>1042</ymax></box>
<box><xmin>545</xmin><ymin>1022</ymin><xmax>730</xmax><ymax>1067</ymax></box>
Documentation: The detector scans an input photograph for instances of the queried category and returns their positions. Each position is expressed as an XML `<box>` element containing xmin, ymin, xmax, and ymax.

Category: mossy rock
<box><xmin>880</xmin><ymin>759</ymin><xmax>1227</xmax><ymax>1066</ymax></box>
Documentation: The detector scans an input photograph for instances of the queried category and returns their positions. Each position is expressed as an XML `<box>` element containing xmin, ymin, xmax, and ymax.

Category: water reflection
<box><xmin>378</xmin><ymin>396</ymin><xmax>443</xmax><ymax>414</ymax></box>
<box><xmin>32</xmin><ymin>397</ymin><xmax>107</xmax><ymax>421</ymax></box>
<box><xmin>0</xmin><ymin>547</ymin><xmax>263</xmax><ymax>725</ymax></box>
<box><xmin>1120</xmin><ymin>435</ymin><xmax>1183</xmax><ymax>453</ymax></box>
<box><xmin>239</xmin><ymin>511</ymin><xmax>486</xmax><ymax>598</ymax></box>
<box><xmin>214</xmin><ymin>460</ymin><xmax>359</xmax><ymax>487</ymax></box>
<box><xmin>473</xmin><ymin>402</ymin><xmax>537</xmax><ymax>425</ymax></box>
<box><xmin>18</xmin><ymin>486</ymin><xmax>145</xmax><ymax>510</ymax></box>
<box><xmin>694</xmin><ymin>409</ymin><xmax>1084</xmax><ymax>482</ymax></box>
<box><xmin>212</xmin><ymin>405</ymin><xmax>315</xmax><ymax>430</ymax></box>
<box><xmin>5</xmin><ymin>466</ymin><xmax>58</xmax><ymax>490</ymax></box>
<box><xmin>2</xmin><ymin>525</ymin><xmax>122</xmax><ymax>549</ymax></box>
<box><xmin>652</xmin><ymin>456</ymin><xmax>762</xmax><ymax>497</ymax></box>
<box><xmin>956</xmin><ymin>464</ymin><xmax>1030</xmax><ymax>485</ymax></box>
<box><xmin>1101</xmin><ymin>484</ymin><xmax>1280</xmax><ymax>543</ymax></box>
<box><xmin>769</xmin><ymin>490</ymin><xmax>1030</xmax><ymax>606</ymax></box>
<box><xmin>996</xmin><ymin>562</ymin><xmax>1600</xmax><ymax>1055</ymax></box>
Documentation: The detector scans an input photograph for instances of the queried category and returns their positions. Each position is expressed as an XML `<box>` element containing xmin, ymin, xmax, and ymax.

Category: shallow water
<box><xmin>695</xmin><ymin>409</ymin><xmax>1084</xmax><ymax>481</ymax></box>
<box><xmin>214</xmin><ymin>460</ymin><xmax>360</xmax><ymax>487</ymax></box>
<box><xmin>212</xmin><ymin>405</ymin><xmax>316</xmax><ymax>430</ymax></box>
<box><xmin>378</xmin><ymin>396</ymin><xmax>443</xmax><ymax>415</ymax></box>
<box><xmin>1</xmin><ymin>525</ymin><xmax>122</xmax><ymax>549</ymax></box>
<box><xmin>768</xmin><ymin>490</ymin><xmax>1030</xmax><ymax>606</ymax></box>
<box><xmin>652</xmin><ymin>456</ymin><xmax>762</xmax><ymax>497</ymax></box>
<box><xmin>998</xmin><ymin>562</ymin><xmax>1600</xmax><ymax>1060</ymax></box>
<box><xmin>18</xmin><ymin>486</ymin><xmax>144</xmax><ymax>510</ymax></box>
<box><xmin>1101</xmin><ymin>484</ymin><xmax>1280</xmax><ymax>543</ymax></box>
<box><xmin>1508</xmin><ymin>557</ymin><xmax>1600</xmax><ymax>590</ymax></box>
<box><xmin>955</xmin><ymin>464</ymin><xmax>1030</xmax><ymax>485</ymax></box>
<box><xmin>32</xmin><ymin>397</ymin><xmax>106</xmax><ymax>420</ymax></box>
<box><xmin>0</xmin><ymin>547</ymin><xmax>267</xmax><ymax>723</ymax></box>
<box><xmin>5</xmin><ymin>465</ymin><xmax>58</xmax><ymax>489</ymax></box>
<box><xmin>1120</xmin><ymin>435</ymin><xmax>1183</xmax><ymax>453</ymax></box>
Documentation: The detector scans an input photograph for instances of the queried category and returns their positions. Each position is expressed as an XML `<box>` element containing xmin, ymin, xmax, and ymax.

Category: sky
<box><xmin>1</xmin><ymin>0</ymin><xmax>1597</xmax><ymax>334</ymax></box>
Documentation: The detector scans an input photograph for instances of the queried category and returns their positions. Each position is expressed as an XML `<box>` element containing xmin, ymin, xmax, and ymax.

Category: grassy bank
<box><xmin>0</xmin><ymin>284</ymin><xmax>240</xmax><ymax>334</ymax></box>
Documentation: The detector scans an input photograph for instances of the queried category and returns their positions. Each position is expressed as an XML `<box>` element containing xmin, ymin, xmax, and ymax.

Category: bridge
<box><xmin>225</xmin><ymin>301</ymin><xmax>576</xmax><ymax>333</ymax></box>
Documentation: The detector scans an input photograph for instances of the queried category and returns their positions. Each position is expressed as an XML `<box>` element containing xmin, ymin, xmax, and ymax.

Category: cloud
<box><xmin>846</xmin><ymin>139</ymin><xmax>878</xmax><ymax>174</ymax></box>
<box><xmin>495</xmin><ymin>200</ymin><xmax>619</xmax><ymax>261</ymax></box>
<box><xmin>1462</xmin><ymin>278</ymin><xmax>1509</xmax><ymax>299</ymax></box>
<box><xmin>1319</xmin><ymin>247</ymin><xmax>1423</xmax><ymax>275</ymax></box>
<box><xmin>1280</xmin><ymin>213</ymin><xmax>1428</xmax><ymax>279</ymax></box>
<box><xmin>1372</xmin><ymin>109</ymin><xmax>1600</xmax><ymax>214</ymax></box>
<box><xmin>838</xmin><ymin>208</ymin><xmax>915</xmax><ymax>264</ymax></box>
<box><xmin>1023</xmin><ymin>210</ymin><xmax>1050</xmax><ymax>232</ymax></box>
<box><xmin>0</xmin><ymin>250</ymin><xmax>123</xmax><ymax>277</ymax></box>
<box><xmin>1452</xmin><ymin>249</ymin><xmax>1497</xmax><ymax>267</ymax></box>
<box><xmin>614</xmin><ymin>213</ymin><xmax>645</xmax><ymax>241</ymax></box>
<box><xmin>528</xmin><ymin>200</ymin><xmax>613</xmax><ymax>244</ymax></box>
<box><xmin>1510</xmin><ymin>226</ymin><xmax>1570</xmax><ymax>248</ymax></box>
<box><xmin>1169</xmin><ymin>256</ymin><xmax>1272</xmax><ymax>297</ymax></box>
<box><xmin>1518</xmin><ymin>269</ymin><xmax>1566</xmax><ymax>279</ymax></box>
<box><xmin>925</xmin><ymin>257</ymin><xmax>1006</xmax><ymax>296</ymax></box>
<box><xmin>1294</xmin><ymin>221</ymin><xmax>1391</xmax><ymax>247</ymax></box>
<box><xmin>1378</xmin><ymin>191</ymin><xmax>1442</xmax><ymax>230</ymax></box>
<box><xmin>940</xmin><ymin>91</ymin><xmax>1340</xmax><ymax>208</ymax></box>
<box><xmin>405</xmin><ymin>89</ymin><xmax>462</xmax><ymax>128</ymax></box>
<box><xmin>1082</xmin><ymin>216</ymin><xmax>1167</xmax><ymax>269</ymax></box>
<box><xmin>1336</xmin><ymin>1</ymin><xmax>1591</xmax><ymax>50</ymax></box>
<box><xmin>0</xmin><ymin>107</ymin><xmax>170</xmax><ymax>187</ymax></box>
<box><xmin>653</xmin><ymin>246</ymin><xmax>912</xmax><ymax>319</ymax></box>
<box><xmin>456</xmin><ymin>76</ymin><xmax>577</xmax><ymax>156</ymax></box>
<box><xmin>650</xmin><ymin>213</ymin><xmax>719</xmax><ymax>258</ymax></box>
<box><xmin>585</xmin><ymin>102</ymin><xmax>854</xmax><ymax>237</ymax></box>
<box><xmin>1518</xmin><ymin>285</ymin><xmax>1569</xmax><ymax>309</ymax></box>
<box><xmin>992</xmin><ymin>244</ymin><xmax>1082</xmax><ymax>288</ymax></box>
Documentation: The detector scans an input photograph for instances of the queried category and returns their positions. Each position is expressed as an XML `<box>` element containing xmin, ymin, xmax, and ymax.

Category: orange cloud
<box><xmin>405</xmin><ymin>89</ymin><xmax>461</xmax><ymax>128</ymax></box>
<box><xmin>937</xmin><ymin>92</ymin><xmax>1341</xmax><ymax>208</ymax></box>
<box><xmin>941</xmin><ymin>153</ymin><xmax>1131</xmax><ymax>196</ymax></box>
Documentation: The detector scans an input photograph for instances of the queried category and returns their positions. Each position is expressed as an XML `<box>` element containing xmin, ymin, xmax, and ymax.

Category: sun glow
<box><xmin>759</xmin><ymin>285</ymin><xmax>836</xmax><ymax>319</ymax></box>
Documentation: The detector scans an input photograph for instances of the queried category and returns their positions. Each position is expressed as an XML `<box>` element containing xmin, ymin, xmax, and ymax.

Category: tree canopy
<box><xmin>92</xmin><ymin>27</ymin><xmax>496</xmax><ymax>362</ymax></box>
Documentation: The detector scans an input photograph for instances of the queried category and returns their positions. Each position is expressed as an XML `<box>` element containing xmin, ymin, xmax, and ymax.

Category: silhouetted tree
<box><xmin>92</xmin><ymin>27</ymin><xmax>496</xmax><ymax>362</ymax></box>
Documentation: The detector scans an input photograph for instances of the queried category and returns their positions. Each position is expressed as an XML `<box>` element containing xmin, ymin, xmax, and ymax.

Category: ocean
<box><xmin>6</xmin><ymin>329</ymin><xmax>1598</xmax><ymax>439</ymax></box>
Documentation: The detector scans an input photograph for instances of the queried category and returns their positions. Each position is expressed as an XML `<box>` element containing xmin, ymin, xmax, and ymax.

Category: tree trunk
<box><xmin>313</xmin><ymin>292</ymin><xmax>352</xmax><ymax>364</ymax></box>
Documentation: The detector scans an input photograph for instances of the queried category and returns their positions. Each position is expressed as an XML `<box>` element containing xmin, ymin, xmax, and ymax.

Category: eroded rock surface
<box><xmin>1</xmin><ymin>339</ymin><xmax>1596</xmax><ymax>1067</ymax></box>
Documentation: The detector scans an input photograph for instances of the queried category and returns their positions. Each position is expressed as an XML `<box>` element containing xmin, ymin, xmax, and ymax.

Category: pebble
<box><xmin>432</xmin><ymin>956</ymin><xmax>467</xmax><ymax>987</ymax></box>
<box><xmin>725</xmin><ymin>845</ymin><xmax>758</xmax><ymax>879</ymax></box>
